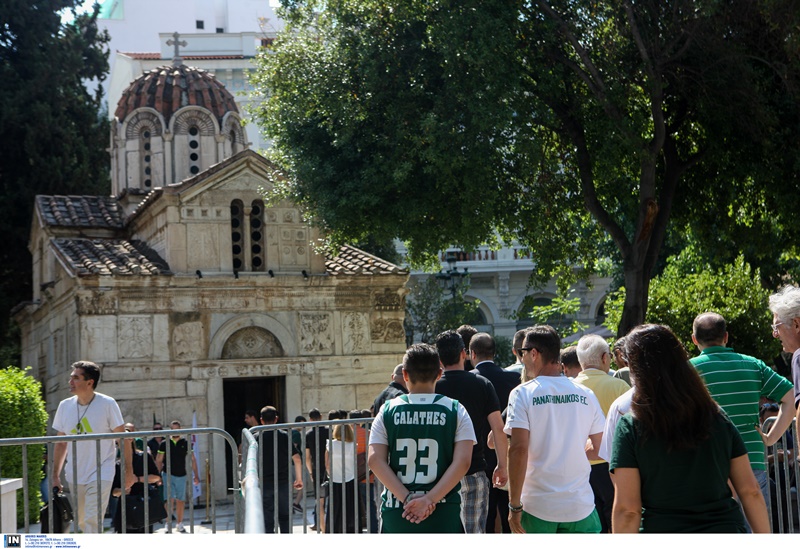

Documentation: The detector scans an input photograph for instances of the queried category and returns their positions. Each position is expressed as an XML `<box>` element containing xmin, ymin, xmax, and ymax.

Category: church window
<box><xmin>196</xmin><ymin>20</ymin><xmax>204</xmax><ymax>29</ymax></box>
<box><xmin>188</xmin><ymin>125</ymin><xmax>201</xmax><ymax>175</ymax></box>
<box><xmin>250</xmin><ymin>200</ymin><xmax>265</xmax><ymax>271</ymax></box>
<box><xmin>231</xmin><ymin>200</ymin><xmax>245</xmax><ymax>271</ymax></box>
<box><xmin>229</xmin><ymin>130</ymin><xmax>238</xmax><ymax>155</ymax></box>
<box><xmin>140</xmin><ymin>128</ymin><xmax>153</xmax><ymax>188</ymax></box>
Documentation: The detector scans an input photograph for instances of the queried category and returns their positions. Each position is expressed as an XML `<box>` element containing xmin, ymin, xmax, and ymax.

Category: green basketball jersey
<box><xmin>380</xmin><ymin>393</ymin><xmax>461</xmax><ymax>511</ymax></box>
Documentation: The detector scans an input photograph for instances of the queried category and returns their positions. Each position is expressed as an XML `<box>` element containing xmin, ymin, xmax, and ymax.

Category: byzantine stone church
<box><xmin>15</xmin><ymin>54</ymin><xmax>408</xmax><ymax>496</ymax></box>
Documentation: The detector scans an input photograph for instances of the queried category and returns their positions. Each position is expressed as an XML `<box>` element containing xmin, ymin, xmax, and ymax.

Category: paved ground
<box><xmin>20</xmin><ymin>495</ymin><xmax>326</xmax><ymax>534</ymax></box>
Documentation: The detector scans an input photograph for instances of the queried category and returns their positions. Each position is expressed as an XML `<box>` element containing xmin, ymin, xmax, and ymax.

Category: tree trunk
<box><xmin>617</xmin><ymin>262</ymin><xmax>649</xmax><ymax>337</ymax></box>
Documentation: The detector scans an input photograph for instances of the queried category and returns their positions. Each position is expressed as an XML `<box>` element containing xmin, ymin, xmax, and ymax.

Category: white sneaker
<box><xmin>176</xmin><ymin>523</ymin><xmax>186</xmax><ymax>533</ymax></box>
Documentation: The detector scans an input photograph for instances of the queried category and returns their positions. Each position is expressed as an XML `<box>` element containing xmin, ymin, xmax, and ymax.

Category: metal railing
<box><xmin>246</xmin><ymin>417</ymin><xmax>377</xmax><ymax>534</ymax></box>
<box><xmin>763</xmin><ymin>417</ymin><xmax>800</xmax><ymax>533</ymax></box>
<box><xmin>239</xmin><ymin>428</ymin><xmax>264</xmax><ymax>533</ymax></box>
<box><xmin>0</xmin><ymin>428</ymin><xmax>239</xmax><ymax>533</ymax></box>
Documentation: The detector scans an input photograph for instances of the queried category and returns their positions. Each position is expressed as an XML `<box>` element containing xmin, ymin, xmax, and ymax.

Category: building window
<box><xmin>250</xmin><ymin>200</ymin><xmax>265</xmax><ymax>271</ymax></box>
<box><xmin>188</xmin><ymin>126</ymin><xmax>200</xmax><ymax>175</ymax></box>
<box><xmin>216</xmin><ymin>28</ymin><xmax>224</xmax><ymax>34</ymax></box>
<box><xmin>141</xmin><ymin>129</ymin><xmax>152</xmax><ymax>187</ymax></box>
<box><xmin>231</xmin><ymin>200</ymin><xmax>245</xmax><ymax>271</ymax></box>
<box><xmin>196</xmin><ymin>20</ymin><xmax>204</xmax><ymax>29</ymax></box>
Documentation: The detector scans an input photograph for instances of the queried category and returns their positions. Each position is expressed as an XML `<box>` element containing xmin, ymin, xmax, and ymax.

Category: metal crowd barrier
<box><xmin>248</xmin><ymin>417</ymin><xmax>377</xmax><ymax>534</ymax></box>
<box><xmin>763</xmin><ymin>417</ymin><xmax>800</xmax><ymax>533</ymax></box>
<box><xmin>239</xmin><ymin>428</ymin><xmax>264</xmax><ymax>533</ymax></box>
<box><xmin>0</xmin><ymin>428</ymin><xmax>239</xmax><ymax>533</ymax></box>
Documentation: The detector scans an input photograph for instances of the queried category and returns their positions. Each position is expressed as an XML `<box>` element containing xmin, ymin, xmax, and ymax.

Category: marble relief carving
<box><xmin>173</xmin><ymin>321</ymin><xmax>204</xmax><ymax>361</ymax></box>
<box><xmin>118</xmin><ymin>316</ymin><xmax>152</xmax><ymax>359</ymax></box>
<box><xmin>221</xmin><ymin>327</ymin><xmax>283</xmax><ymax>359</ymax></box>
<box><xmin>299</xmin><ymin>313</ymin><xmax>333</xmax><ymax>354</ymax></box>
<box><xmin>76</xmin><ymin>291</ymin><xmax>117</xmax><ymax>315</ymax></box>
<box><xmin>342</xmin><ymin>312</ymin><xmax>369</xmax><ymax>354</ymax></box>
<box><xmin>370</xmin><ymin>318</ymin><xmax>406</xmax><ymax>343</ymax></box>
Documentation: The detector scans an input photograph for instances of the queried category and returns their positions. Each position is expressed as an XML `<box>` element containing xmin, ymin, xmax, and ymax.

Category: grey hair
<box><xmin>576</xmin><ymin>334</ymin><xmax>610</xmax><ymax>369</ymax></box>
<box><xmin>769</xmin><ymin>285</ymin><xmax>800</xmax><ymax>324</ymax></box>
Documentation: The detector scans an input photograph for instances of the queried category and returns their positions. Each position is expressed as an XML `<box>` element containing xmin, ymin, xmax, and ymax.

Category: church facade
<box><xmin>15</xmin><ymin>57</ymin><xmax>408</xmax><ymax>497</ymax></box>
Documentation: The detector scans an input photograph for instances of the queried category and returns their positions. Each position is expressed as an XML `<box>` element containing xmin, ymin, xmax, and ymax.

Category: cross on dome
<box><xmin>166</xmin><ymin>31</ymin><xmax>188</xmax><ymax>67</ymax></box>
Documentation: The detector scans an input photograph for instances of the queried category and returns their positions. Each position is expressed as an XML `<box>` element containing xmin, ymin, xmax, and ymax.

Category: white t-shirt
<box><xmin>369</xmin><ymin>393</ymin><xmax>476</xmax><ymax>447</ymax></box>
<box><xmin>598</xmin><ymin>388</ymin><xmax>634</xmax><ymax>462</ymax></box>
<box><xmin>504</xmin><ymin>376</ymin><xmax>605</xmax><ymax>523</ymax></box>
<box><xmin>52</xmin><ymin>392</ymin><xmax>125</xmax><ymax>485</ymax></box>
<box><xmin>326</xmin><ymin>439</ymin><xmax>356</xmax><ymax>483</ymax></box>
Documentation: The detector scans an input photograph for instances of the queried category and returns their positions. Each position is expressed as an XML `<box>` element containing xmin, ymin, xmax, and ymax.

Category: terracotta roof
<box><xmin>53</xmin><ymin>238</ymin><xmax>171</xmax><ymax>276</ymax></box>
<box><xmin>115</xmin><ymin>64</ymin><xmax>239</xmax><ymax>124</ymax></box>
<box><xmin>122</xmin><ymin>52</ymin><xmax>245</xmax><ymax>60</ymax></box>
<box><xmin>37</xmin><ymin>196</ymin><xmax>124</xmax><ymax>229</ymax></box>
<box><xmin>326</xmin><ymin>245</ymin><xmax>407</xmax><ymax>276</ymax></box>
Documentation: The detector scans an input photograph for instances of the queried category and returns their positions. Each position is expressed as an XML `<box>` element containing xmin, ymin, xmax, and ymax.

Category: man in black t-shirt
<box><xmin>157</xmin><ymin>420</ymin><xmax>199</xmax><ymax>533</ymax></box>
<box><xmin>435</xmin><ymin>330</ymin><xmax>506</xmax><ymax>534</ymax></box>
<box><xmin>260</xmin><ymin>406</ymin><xmax>303</xmax><ymax>533</ymax></box>
<box><xmin>304</xmin><ymin>408</ymin><xmax>330</xmax><ymax>530</ymax></box>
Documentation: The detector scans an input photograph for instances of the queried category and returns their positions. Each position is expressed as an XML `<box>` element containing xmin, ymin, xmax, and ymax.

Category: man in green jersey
<box><xmin>368</xmin><ymin>343</ymin><xmax>476</xmax><ymax>533</ymax></box>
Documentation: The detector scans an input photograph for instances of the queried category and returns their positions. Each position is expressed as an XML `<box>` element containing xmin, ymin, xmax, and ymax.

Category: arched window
<box><xmin>230</xmin><ymin>200</ymin><xmax>245</xmax><ymax>271</ymax></box>
<box><xmin>188</xmin><ymin>126</ymin><xmax>201</xmax><ymax>175</ymax></box>
<box><xmin>250</xmin><ymin>200</ymin><xmax>265</xmax><ymax>271</ymax></box>
<box><xmin>141</xmin><ymin>129</ymin><xmax>153</xmax><ymax>188</ymax></box>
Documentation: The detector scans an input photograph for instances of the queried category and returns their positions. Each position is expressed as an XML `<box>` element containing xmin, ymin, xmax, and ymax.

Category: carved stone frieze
<box><xmin>221</xmin><ymin>326</ymin><xmax>284</xmax><ymax>359</ymax></box>
<box><xmin>299</xmin><ymin>312</ymin><xmax>333</xmax><ymax>354</ymax></box>
<box><xmin>370</xmin><ymin>317</ymin><xmax>406</xmax><ymax>343</ymax></box>
<box><xmin>76</xmin><ymin>291</ymin><xmax>118</xmax><ymax>315</ymax></box>
<box><xmin>172</xmin><ymin>321</ymin><xmax>204</xmax><ymax>361</ymax></box>
<box><xmin>118</xmin><ymin>316</ymin><xmax>153</xmax><ymax>359</ymax></box>
<box><xmin>342</xmin><ymin>312</ymin><xmax>370</xmax><ymax>354</ymax></box>
<box><xmin>373</xmin><ymin>289</ymin><xmax>403</xmax><ymax>311</ymax></box>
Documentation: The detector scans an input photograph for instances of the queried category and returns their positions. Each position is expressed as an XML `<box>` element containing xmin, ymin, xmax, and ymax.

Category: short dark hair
<box><xmin>403</xmin><ymin>343</ymin><xmax>442</xmax><ymax>383</ymax></box>
<box><xmin>457</xmin><ymin>325</ymin><xmax>478</xmax><ymax>348</ymax></box>
<box><xmin>435</xmin><ymin>330</ymin><xmax>465</xmax><ymax>367</ymax></box>
<box><xmin>470</xmin><ymin>332</ymin><xmax>495</xmax><ymax>361</ymax></box>
<box><xmin>328</xmin><ymin>410</ymin><xmax>341</xmax><ymax>420</ymax></box>
<box><xmin>524</xmin><ymin>325</ymin><xmax>561</xmax><ymax>365</ymax></box>
<box><xmin>245</xmin><ymin>409</ymin><xmax>258</xmax><ymax>419</ymax></box>
<box><xmin>693</xmin><ymin>312</ymin><xmax>727</xmax><ymax>345</ymax></box>
<box><xmin>72</xmin><ymin>361</ymin><xmax>101</xmax><ymax>389</ymax></box>
<box><xmin>294</xmin><ymin>415</ymin><xmax>307</xmax><ymax>422</ymax></box>
<box><xmin>308</xmin><ymin>408</ymin><xmax>321</xmax><ymax>420</ymax></box>
<box><xmin>513</xmin><ymin>329</ymin><xmax>527</xmax><ymax>353</ymax></box>
<box><xmin>560</xmin><ymin>345</ymin><xmax>579</xmax><ymax>368</ymax></box>
<box><xmin>260</xmin><ymin>406</ymin><xmax>278</xmax><ymax>423</ymax></box>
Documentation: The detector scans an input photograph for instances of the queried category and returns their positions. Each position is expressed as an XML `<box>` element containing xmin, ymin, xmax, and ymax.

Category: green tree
<box><xmin>404</xmin><ymin>275</ymin><xmax>480</xmax><ymax>344</ymax></box>
<box><xmin>604</xmin><ymin>248</ymin><xmax>779</xmax><ymax>361</ymax></box>
<box><xmin>0</xmin><ymin>1</ymin><xmax>110</xmax><ymax>359</ymax></box>
<box><xmin>0</xmin><ymin>367</ymin><xmax>48</xmax><ymax>526</ymax></box>
<box><xmin>252</xmin><ymin>0</ymin><xmax>800</xmax><ymax>336</ymax></box>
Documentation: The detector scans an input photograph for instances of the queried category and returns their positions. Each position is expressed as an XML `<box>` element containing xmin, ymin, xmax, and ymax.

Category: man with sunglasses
<box><xmin>52</xmin><ymin>361</ymin><xmax>134</xmax><ymax>533</ymax></box>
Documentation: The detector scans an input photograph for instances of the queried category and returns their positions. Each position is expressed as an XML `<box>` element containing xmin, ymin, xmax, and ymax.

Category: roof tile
<box><xmin>325</xmin><ymin>245</ymin><xmax>407</xmax><ymax>276</ymax></box>
<box><xmin>53</xmin><ymin>238</ymin><xmax>171</xmax><ymax>277</ymax></box>
<box><xmin>38</xmin><ymin>196</ymin><xmax>125</xmax><ymax>229</ymax></box>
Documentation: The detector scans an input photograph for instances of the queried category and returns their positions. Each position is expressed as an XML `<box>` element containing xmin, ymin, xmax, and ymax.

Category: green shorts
<box><xmin>521</xmin><ymin>508</ymin><xmax>601</xmax><ymax>533</ymax></box>
<box><xmin>381</xmin><ymin>503</ymin><xmax>463</xmax><ymax>533</ymax></box>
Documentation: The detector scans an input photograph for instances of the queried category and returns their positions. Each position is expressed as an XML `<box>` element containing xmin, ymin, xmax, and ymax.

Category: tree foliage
<box><xmin>0</xmin><ymin>1</ymin><xmax>110</xmax><ymax>355</ymax></box>
<box><xmin>404</xmin><ymin>275</ymin><xmax>481</xmax><ymax>344</ymax></box>
<box><xmin>0</xmin><ymin>367</ymin><xmax>48</xmax><ymax>526</ymax></box>
<box><xmin>605</xmin><ymin>248</ymin><xmax>780</xmax><ymax>362</ymax></box>
<box><xmin>253</xmin><ymin>0</ymin><xmax>800</xmax><ymax>335</ymax></box>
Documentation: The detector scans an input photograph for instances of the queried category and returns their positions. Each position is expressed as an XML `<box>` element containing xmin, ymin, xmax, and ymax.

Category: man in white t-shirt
<box><xmin>52</xmin><ymin>361</ymin><xmax>133</xmax><ymax>533</ymax></box>
<box><xmin>505</xmin><ymin>325</ymin><xmax>605</xmax><ymax>534</ymax></box>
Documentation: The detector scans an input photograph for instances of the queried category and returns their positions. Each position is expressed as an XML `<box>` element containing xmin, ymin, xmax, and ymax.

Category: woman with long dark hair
<box><xmin>610</xmin><ymin>324</ymin><xmax>769</xmax><ymax>533</ymax></box>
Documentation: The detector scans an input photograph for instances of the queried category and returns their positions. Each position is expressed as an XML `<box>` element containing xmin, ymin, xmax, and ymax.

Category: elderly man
<box><xmin>769</xmin><ymin>286</ymin><xmax>800</xmax><ymax>431</ymax></box>
<box><xmin>373</xmin><ymin>364</ymin><xmax>408</xmax><ymax>413</ymax></box>
<box><xmin>573</xmin><ymin>334</ymin><xmax>630</xmax><ymax>533</ymax></box>
<box><xmin>506</xmin><ymin>326</ymin><xmax>605</xmax><ymax>533</ymax></box>
<box><xmin>691</xmin><ymin>311</ymin><xmax>794</xmax><ymax>527</ymax></box>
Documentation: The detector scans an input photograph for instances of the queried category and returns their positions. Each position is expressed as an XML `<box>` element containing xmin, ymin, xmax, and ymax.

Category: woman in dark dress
<box><xmin>610</xmin><ymin>324</ymin><xmax>770</xmax><ymax>533</ymax></box>
<box><xmin>112</xmin><ymin>439</ymin><xmax>162</xmax><ymax>533</ymax></box>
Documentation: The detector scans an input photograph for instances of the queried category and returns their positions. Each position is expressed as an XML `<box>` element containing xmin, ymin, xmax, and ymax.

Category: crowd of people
<box><xmin>46</xmin><ymin>283</ymin><xmax>800</xmax><ymax>534</ymax></box>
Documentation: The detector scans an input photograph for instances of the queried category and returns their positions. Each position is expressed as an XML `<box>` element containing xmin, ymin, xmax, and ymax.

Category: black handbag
<box><xmin>122</xmin><ymin>485</ymin><xmax>167</xmax><ymax>530</ymax></box>
<box><xmin>39</xmin><ymin>487</ymin><xmax>73</xmax><ymax>533</ymax></box>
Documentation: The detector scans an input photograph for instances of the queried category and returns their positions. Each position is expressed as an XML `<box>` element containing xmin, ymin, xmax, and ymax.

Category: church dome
<box><xmin>114</xmin><ymin>64</ymin><xmax>239</xmax><ymax>125</ymax></box>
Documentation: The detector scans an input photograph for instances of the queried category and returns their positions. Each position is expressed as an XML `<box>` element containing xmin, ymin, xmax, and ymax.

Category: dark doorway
<box><xmin>223</xmin><ymin>376</ymin><xmax>284</xmax><ymax>489</ymax></box>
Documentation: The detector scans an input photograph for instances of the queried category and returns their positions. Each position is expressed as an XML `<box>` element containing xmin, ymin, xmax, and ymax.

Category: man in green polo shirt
<box><xmin>690</xmin><ymin>311</ymin><xmax>794</xmax><ymax>527</ymax></box>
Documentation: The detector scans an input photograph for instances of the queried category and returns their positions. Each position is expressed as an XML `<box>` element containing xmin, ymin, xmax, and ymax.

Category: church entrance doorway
<box><xmin>223</xmin><ymin>376</ymin><xmax>285</xmax><ymax>489</ymax></box>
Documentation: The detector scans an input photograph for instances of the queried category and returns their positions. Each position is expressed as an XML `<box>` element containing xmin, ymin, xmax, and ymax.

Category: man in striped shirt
<box><xmin>690</xmin><ymin>312</ymin><xmax>794</xmax><ymax>525</ymax></box>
